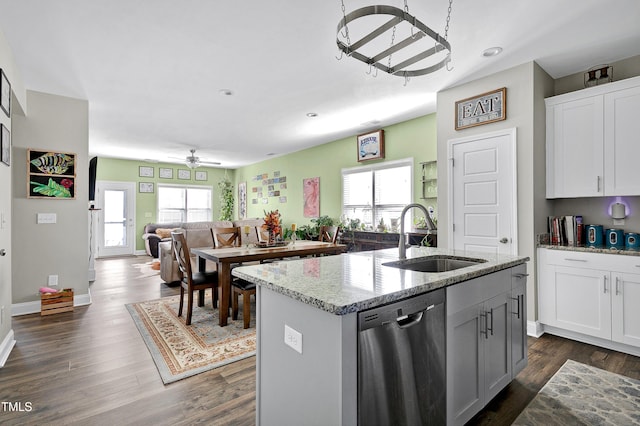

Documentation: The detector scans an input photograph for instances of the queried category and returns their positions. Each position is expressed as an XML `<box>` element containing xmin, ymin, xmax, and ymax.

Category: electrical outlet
<box><xmin>48</xmin><ymin>275</ymin><xmax>58</xmax><ymax>286</ymax></box>
<box><xmin>284</xmin><ymin>324</ymin><xmax>303</xmax><ymax>354</ymax></box>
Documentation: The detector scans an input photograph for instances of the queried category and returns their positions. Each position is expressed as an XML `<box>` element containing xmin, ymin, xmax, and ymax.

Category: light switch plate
<box><xmin>37</xmin><ymin>213</ymin><xmax>57</xmax><ymax>224</ymax></box>
<box><xmin>284</xmin><ymin>324</ymin><xmax>302</xmax><ymax>354</ymax></box>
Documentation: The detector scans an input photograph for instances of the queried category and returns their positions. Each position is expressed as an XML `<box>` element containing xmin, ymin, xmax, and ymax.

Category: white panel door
<box><xmin>96</xmin><ymin>181</ymin><xmax>136</xmax><ymax>257</ymax></box>
<box><xmin>449</xmin><ymin>129</ymin><xmax>517</xmax><ymax>255</ymax></box>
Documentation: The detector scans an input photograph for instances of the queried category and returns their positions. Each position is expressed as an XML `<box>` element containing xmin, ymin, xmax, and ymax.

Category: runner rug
<box><xmin>513</xmin><ymin>359</ymin><xmax>640</xmax><ymax>425</ymax></box>
<box><xmin>126</xmin><ymin>291</ymin><xmax>256</xmax><ymax>384</ymax></box>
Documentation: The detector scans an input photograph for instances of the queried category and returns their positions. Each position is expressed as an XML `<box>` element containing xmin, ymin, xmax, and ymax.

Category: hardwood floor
<box><xmin>1</xmin><ymin>256</ymin><xmax>639</xmax><ymax>425</ymax></box>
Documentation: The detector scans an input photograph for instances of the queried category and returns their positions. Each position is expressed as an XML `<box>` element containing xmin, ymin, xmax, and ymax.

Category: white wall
<box><xmin>11</xmin><ymin>91</ymin><xmax>89</xmax><ymax>309</ymax></box>
<box><xmin>436</xmin><ymin>61</ymin><xmax>554</xmax><ymax>322</ymax></box>
<box><xmin>0</xmin><ymin>25</ymin><xmax>26</xmax><ymax>364</ymax></box>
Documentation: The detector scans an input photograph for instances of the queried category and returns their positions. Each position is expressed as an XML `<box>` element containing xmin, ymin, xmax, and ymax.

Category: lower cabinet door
<box><xmin>447</xmin><ymin>303</ymin><xmax>484</xmax><ymax>426</ymax></box>
<box><xmin>612</xmin><ymin>272</ymin><xmax>640</xmax><ymax>347</ymax></box>
<box><xmin>544</xmin><ymin>265</ymin><xmax>612</xmax><ymax>339</ymax></box>
<box><xmin>484</xmin><ymin>292</ymin><xmax>512</xmax><ymax>402</ymax></box>
<box><xmin>511</xmin><ymin>281</ymin><xmax>528</xmax><ymax>377</ymax></box>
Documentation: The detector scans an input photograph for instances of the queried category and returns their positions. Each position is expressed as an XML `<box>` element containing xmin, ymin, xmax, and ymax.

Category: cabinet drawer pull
<box><xmin>565</xmin><ymin>258</ymin><xmax>587</xmax><ymax>262</ymax></box>
<box><xmin>513</xmin><ymin>273</ymin><xmax>529</xmax><ymax>279</ymax></box>
<box><xmin>480</xmin><ymin>312</ymin><xmax>488</xmax><ymax>338</ymax></box>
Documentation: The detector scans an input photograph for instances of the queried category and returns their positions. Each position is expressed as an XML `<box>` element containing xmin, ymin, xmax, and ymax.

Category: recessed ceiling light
<box><xmin>482</xmin><ymin>47</ymin><xmax>503</xmax><ymax>57</ymax></box>
<box><xmin>306</xmin><ymin>112</ymin><xmax>318</xmax><ymax>118</ymax></box>
<box><xmin>219</xmin><ymin>89</ymin><xmax>233</xmax><ymax>96</ymax></box>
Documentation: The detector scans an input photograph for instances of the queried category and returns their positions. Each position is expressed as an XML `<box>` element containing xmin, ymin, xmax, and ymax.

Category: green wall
<box><xmin>234</xmin><ymin>113</ymin><xmax>437</xmax><ymax>229</ymax></box>
<box><xmin>93</xmin><ymin>113</ymin><xmax>436</xmax><ymax>253</ymax></box>
<box><xmin>95</xmin><ymin>157</ymin><xmax>234</xmax><ymax>251</ymax></box>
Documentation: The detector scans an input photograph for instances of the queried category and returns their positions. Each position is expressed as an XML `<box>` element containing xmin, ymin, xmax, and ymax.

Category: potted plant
<box><xmin>218</xmin><ymin>176</ymin><xmax>234</xmax><ymax>221</ymax></box>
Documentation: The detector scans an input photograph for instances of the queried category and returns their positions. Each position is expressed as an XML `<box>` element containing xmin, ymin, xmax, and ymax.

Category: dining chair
<box><xmin>211</xmin><ymin>226</ymin><xmax>242</xmax><ymax>248</ymax></box>
<box><xmin>171</xmin><ymin>231</ymin><xmax>218</xmax><ymax>325</ymax></box>
<box><xmin>232</xmin><ymin>279</ymin><xmax>257</xmax><ymax>329</ymax></box>
<box><xmin>319</xmin><ymin>225</ymin><xmax>340</xmax><ymax>244</ymax></box>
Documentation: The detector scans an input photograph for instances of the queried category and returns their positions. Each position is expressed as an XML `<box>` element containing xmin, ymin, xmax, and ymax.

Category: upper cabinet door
<box><xmin>546</xmin><ymin>95</ymin><xmax>604</xmax><ymax>198</ymax></box>
<box><xmin>604</xmin><ymin>85</ymin><xmax>640</xmax><ymax>196</ymax></box>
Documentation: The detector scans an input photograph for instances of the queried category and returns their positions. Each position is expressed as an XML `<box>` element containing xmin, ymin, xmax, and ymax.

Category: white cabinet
<box><xmin>538</xmin><ymin>248</ymin><xmax>640</xmax><ymax>352</ymax></box>
<box><xmin>446</xmin><ymin>266</ymin><xmax>527</xmax><ymax>426</ymax></box>
<box><xmin>546</xmin><ymin>75</ymin><xmax>640</xmax><ymax>198</ymax></box>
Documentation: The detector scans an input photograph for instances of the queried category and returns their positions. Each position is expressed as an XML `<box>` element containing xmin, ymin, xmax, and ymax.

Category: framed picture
<box><xmin>139</xmin><ymin>182</ymin><xmax>154</xmax><ymax>193</ymax></box>
<box><xmin>0</xmin><ymin>68</ymin><xmax>10</xmax><ymax>117</ymax></box>
<box><xmin>455</xmin><ymin>87</ymin><xmax>506</xmax><ymax>130</ymax></box>
<box><xmin>238</xmin><ymin>181</ymin><xmax>247</xmax><ymax>219</ymax></box>
<box><xmin>357</xmin><ymin>130</ymin><xmax>384</xmax><ymax>162</ymax></box>
<box><xmin>1</xmin><ymin>124</ymin><xmax>10</xmax><ymax>166</ymax></box>
<box><xmin>303</xmin><ymin>177</ymin><xmax>320</xmax><ymax>218</ymax></box>
<box><xmin>139</xmin><ymin>165</ymin><xmax>154</xmax><ymax>177</ymax></box>
<box><xmin>178</xmin><ymin>169</ymin><xmax>191</xmax><ymax>180</ymax></box>
<box><xmin>195</xmin><ymin>170</ymin><xmax>208</xmax><ymax>181</ymax></box>
<box><xmin>159</xmin><ymin>167</ymin><xmax>173</xmax><ymax>179</ymax></box>
<box><xmin>27</xmin><ymin>149</ymin><xmax>76</xmax><ymax>199</ymax></box>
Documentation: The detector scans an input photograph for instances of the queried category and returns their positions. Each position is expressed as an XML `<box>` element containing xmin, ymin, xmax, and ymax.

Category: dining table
<box><xmin>191</xmin><ymin>240</ymin><xmax>347</xmax><ymax>326</ymax></box>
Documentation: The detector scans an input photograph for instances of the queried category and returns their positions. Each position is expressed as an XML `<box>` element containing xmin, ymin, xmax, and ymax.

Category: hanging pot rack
<box><xmin>336</xmin><ymin>4</ymin><xmax>452</xmax><ymax>78</ymax></box>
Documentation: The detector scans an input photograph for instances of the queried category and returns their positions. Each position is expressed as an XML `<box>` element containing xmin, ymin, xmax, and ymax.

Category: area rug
<box><xmin>126</xmin><ymin>291</ymin><xmax>256</xmax><ymax>384</ymax></box>
<box><xmin>513</xmin><ymin>359</ymin><xmax>640</xmax><ymax>425</ymax></box>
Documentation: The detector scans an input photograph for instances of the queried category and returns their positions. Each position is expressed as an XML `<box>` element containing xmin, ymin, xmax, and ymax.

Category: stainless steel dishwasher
<box><xmin>358</xmin><ymin>288</ymin><xmax>445</xmax><ymax>426</ymax></box>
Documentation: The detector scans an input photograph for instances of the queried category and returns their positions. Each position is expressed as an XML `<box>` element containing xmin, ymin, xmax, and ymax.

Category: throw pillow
<box><xmin>155</xmin><ymin>228</ymin><xmax>174</xmax><ymax>239</ymax></box>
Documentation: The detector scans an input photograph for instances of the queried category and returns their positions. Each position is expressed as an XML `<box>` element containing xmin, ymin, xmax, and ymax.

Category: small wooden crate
<box><xmin>41</xmin><ymin>288</ymin><xmax>74</xmax><ymax>316</ymax></box>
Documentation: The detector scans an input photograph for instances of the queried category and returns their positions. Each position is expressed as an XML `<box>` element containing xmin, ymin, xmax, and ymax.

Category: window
<box><xmin>342</xmin><ymin>159</ymin><xmax>412</xmax><ymax>229</ymax></box>
<box><xmin>157</xmin><ymin>185</ymin><xmax>212</xmax><ymax>223</ymax></box>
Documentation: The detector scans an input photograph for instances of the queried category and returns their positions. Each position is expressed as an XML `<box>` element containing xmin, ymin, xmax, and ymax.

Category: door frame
<box><xmin>95</xmin><ymin>180</ymin><xmax>136</xmax><ymax>258</ymax></box>
<box><xmin>447</xmin><ymin>128</ymin><xmax>518</xmax><ymax>255</ymax></box>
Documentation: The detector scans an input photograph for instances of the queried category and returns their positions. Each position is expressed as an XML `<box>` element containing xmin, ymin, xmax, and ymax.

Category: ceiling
<box><xmin>1</xmin><ymin>0</ymin><xmax>639</xmax><ymax>169</ymax></box>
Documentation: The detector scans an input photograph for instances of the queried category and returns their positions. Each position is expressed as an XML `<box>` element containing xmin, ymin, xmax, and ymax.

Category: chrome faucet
<box><xmin>398</xmin><ymin>203</ymin><xmax>436</xmax><ymax>259</ymax></box>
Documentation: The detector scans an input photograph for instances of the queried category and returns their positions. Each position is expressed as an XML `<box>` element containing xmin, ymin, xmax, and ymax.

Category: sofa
<box><xmin>148</xmin><ymin>218</ymin><xmax>264</xmax><ymax>284</ymax></box>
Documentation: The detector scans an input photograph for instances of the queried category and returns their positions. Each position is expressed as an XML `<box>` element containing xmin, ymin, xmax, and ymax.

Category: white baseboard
<box><xmin>527</xmin><ymin>320</ymin><xmax>544</xmax><ymax>338</ymax></box>
<box><xmin>538</xmin><ymin>323</ymin><xmax>640</xmax><ymax>357</ymax></box>
<box><xmin>135</xmin><ymin>249</ymin><xmax>147</xmax><ymax>256</ymax></box>
<box><xmin>0</xmin><ymin>329</ymin><xmax>16</xmax><ymax>367</ymax></box>
<box><xmin>12</xmin><ymin>289</ymin><xmax>92</xmax><ymax>317</ymax></box>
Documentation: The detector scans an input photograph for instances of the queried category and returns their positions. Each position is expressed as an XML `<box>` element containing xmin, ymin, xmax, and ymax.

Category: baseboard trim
<box><xmin>539</xmin><ymin>323</ymin><xmax>640</xmax><ymax>357</ymax></box>
<box><xmin>527</xmin><ymin>320</ymin><xmax>544</xmax><ymax>338</ymax></box>
<box><xmin>0</xmin><ymin>329</ymin><xmax>16</xmax><ymax>367</ymax></box>
<box><xmin>12</xmin><ymin>289</ymin><xmax>92</xmax><ymax>317</ymax></box>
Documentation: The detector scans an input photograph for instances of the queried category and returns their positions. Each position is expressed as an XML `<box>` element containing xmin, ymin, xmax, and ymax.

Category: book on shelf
<box><xmin>548</xmin><ymin>215</ymin><xmax>583</xmax><ymax>246</ymax></box>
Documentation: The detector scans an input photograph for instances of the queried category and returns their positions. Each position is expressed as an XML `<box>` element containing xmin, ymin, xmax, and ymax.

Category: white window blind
<box><xmin>158</xmin><ymin>185</ymin><xmax>212</xmax><ymax>223</ymax></box>
<box><xmin>342</xmin><ymin>159</ymin><xmax>412</xmax><ymax>229</ymax></box>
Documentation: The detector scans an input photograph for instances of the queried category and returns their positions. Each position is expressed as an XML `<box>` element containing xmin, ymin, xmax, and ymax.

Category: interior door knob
<box><xmin>0</xmin><ymin>249</ymin><xmax>6</xmax><ymax>256</ymax></box>
<box><xmin>499</xmin><ymin>237</ymin><xmax>509</xmax><ymax>244</ymax></box>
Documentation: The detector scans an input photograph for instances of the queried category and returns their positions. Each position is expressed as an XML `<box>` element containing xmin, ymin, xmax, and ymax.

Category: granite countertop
<box><xmin>538</xmin><ymin>244</ymin><xmax>640</xmax><ymax>257</ymax></box>
<box><xmin>232</xmin><ymin>247</ymin><xmax>529</xmax><ymax>315</ymax></box>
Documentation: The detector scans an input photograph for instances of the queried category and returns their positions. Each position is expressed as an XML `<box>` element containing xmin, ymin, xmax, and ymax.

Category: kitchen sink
<box><xmin>383</xmin><ymin>255</ymin><xmax>486</xmax><ymax>273</ymax></box>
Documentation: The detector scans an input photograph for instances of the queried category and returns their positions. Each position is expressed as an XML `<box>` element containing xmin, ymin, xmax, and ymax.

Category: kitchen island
<box><xmin>232</xmin><ymin>246</ymin><xmax>529</xmax><ymax>426</ymax></box>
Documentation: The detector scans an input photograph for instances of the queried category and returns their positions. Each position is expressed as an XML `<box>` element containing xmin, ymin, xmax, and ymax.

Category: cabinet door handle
<box><xmin>513</xmin><ymin>273</ymin><xmax>529</xmax><ymax>278</ymax></box>
<box><xmin>480</xmin><ymin>312</ymin><xmax>487</xmax><ymax>338</ymax></box>
<box><xmin>615</xmin><ymin>276</ymin><xmax>620</xmax><ymax>295</ymax></box>
<box><xmin>565</xmin><ymin>258</ymin><xmax>587</xmax><ymax>262</ymax></box>
<box><xmin>597</xmin><ymin>176</ymin><xmax>601</xmax><ymax>192</ymax></box>
<box><xmin>511</xmin><ymin>296</ymin><xmax>521</xmax><ymax>319</ymax></box>
<box><xmin>603</xmin><ymin>275</ymin><xmax>608</xmax><ymax>293</ymax></box>
<box><xmin>487</xmin><ymin>308</ymin><xmax>494</xmax><ymax>336</ymax></box>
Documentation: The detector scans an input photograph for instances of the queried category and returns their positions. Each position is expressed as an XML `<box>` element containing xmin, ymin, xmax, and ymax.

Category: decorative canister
<box><xmin>585</xmin><ymin>225</ymin><xmax>604</xmax><ymax>248</ymax></box>
<box><xmin>625</xmin><ymin>233</ymin><xmax>640</xmax><ymax>251</ymax></box>
<box><xmin>606</xmin><ymin>229</ymin><xmax>624</xmax><ymax>250</ymax></box>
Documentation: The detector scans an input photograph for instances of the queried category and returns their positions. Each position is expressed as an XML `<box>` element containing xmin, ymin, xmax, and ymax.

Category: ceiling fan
<box><xmin>172</xmin><ymin>149</ymin><xmax>221</xmax><ymax>169</ymax></box>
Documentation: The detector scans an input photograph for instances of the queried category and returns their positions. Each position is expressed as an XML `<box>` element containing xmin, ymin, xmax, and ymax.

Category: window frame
<box><xmin>342</xmin><ymin>158</ymin><xmax>413</xmax><ymax>230</ymax></box>
<box><xmin>156</xmin><ymin>183</ymin><xmax>213</xmax><ymax>223</ymax></box>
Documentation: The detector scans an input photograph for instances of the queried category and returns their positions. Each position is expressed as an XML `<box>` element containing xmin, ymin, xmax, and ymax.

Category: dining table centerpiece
<box><xmin>262</xmin><ymin>210</ymin><xmax>282</xmax><ymax>246</ymax></box>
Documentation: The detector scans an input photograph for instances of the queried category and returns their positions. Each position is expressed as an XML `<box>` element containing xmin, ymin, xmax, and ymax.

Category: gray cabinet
<box><xmin>446</xmin><ymin>266</ymin><xmax>527</xmax><ymax>426</ymax></box>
